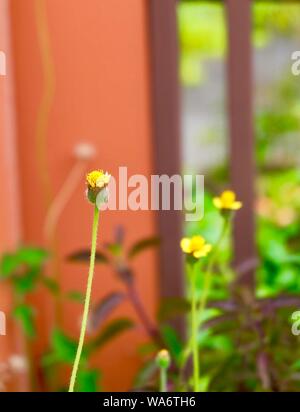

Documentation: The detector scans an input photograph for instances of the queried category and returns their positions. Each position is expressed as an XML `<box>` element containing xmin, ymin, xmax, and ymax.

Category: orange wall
<box><xmin>6</xmin><ymin>0</ymin><xmax>158</xmax><ymax>391</ymax></box>
<box><xmin>0</xmin><ymin>0</ymin><xmax>23</xmax><ymax>386</ymax></box>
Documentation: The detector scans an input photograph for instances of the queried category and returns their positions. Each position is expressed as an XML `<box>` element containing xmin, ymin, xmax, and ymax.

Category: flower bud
<box><xmin>156</xmin><ymin>349</ymin><xmax>171</xmax><ymax>370</ymax></box>
<box><xmin>86</xmin><ymin>170</ymin><xmax>111</xmax><ymax>208</ymax></box>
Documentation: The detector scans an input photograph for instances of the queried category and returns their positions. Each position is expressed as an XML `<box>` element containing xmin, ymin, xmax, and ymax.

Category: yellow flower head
<box><xmin>180</xmin><ymin>235</ymin><xmax>212</xmax><ymax>259</ymax></box>
<box><xmin>213</xmin><ymin>190</ymin><xmax>242</xmax><ymax>211</ymax></box>
<box><xmin>156</xmin><ymin>349</ymin><xmax>171</xmax><ymax>369</ymax></box>
<box><xmin>86</xmin><ymin>170</ymin><xmax>110</xmax><ymax>190</ymax></box>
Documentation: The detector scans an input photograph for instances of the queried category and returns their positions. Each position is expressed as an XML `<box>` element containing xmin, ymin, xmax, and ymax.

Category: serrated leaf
<box><xmin>87</xmin><ymin>318</ymin><xmax>134</xmax><ymax>352</ymax></box>
<box><xmin>128</xmin><ymin>237</ymin><xmax>160</xmax><ymax>259</ymax></box>
<box><xmin>67</xmin><ymin>250</ymin><xmax>108</xmax><ymax>264</ymax></box>
<box><xmin>89</xmin><ymin>292</ymin><xmax>126</xmax><ymax>331</ymax></box>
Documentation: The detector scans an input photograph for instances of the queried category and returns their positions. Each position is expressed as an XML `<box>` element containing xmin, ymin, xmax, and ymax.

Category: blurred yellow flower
<box><xmin>213</xmin><ymin>190</ymin><xmax>242</xmax><ymax>211</ymax></box>
<box><xmin>86</xmin><ymin>170</ymin><xmax>110</xmax><ymax>189</ymax></box>
<box><xmin>180</xmin><ymin>235</ymin><xmax>212</xmax><ymax>259</ymax></box>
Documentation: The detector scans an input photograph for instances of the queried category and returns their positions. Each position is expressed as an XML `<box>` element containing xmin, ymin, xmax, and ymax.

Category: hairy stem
<box><xmin>159</xmin><ymin>367</ymin><xmax>167</xmax><ymax>392</ymax></box>
<box><xmin>69</xmin><ymin>206</ymin><xmax>100</xmax><ymax>392</ymax></box>
<box><xmin>191</xmin><ymin>265</ymin><xmax>199</xmax><ymax>392</ymax></box>
<box><xmin>196</xmin><ymin>216</ymin><xmax>230</xmax><ymax>384</ymax></box>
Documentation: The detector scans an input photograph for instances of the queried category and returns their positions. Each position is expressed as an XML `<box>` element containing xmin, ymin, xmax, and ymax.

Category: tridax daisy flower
<box><xmin>213</xmin><ymin>190</ymin><xmax>242</xmax><ymax>211</ymax></box>
<box><xmin>180</xmin><ymin>235</ymin><xmax>212</xmax><ymax>391</ymax></box>
<box><xmin>69</xmin><ymin>170</ymin><xmax>110</xmax><ymax>392</ymax></box>
<box><xmin>86</xmin><ymin>170</ymin><xmax>111</xmax><ymax>206</ymax></box>
<box><xmin>86</xmin><ymin>170</ymin><xmax>110</xmax><ymax>189</ymax></box>
<box><xmin>180</xmin><ymin>235</ymin><xmax>212</xmax><ymax>259</ymax></box>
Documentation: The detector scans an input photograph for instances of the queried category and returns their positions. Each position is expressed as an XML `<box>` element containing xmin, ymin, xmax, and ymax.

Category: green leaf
<box><xmin>0</xmin><ymin>247</ymin><xmax>47</xmax><ymax>280</ymax></box>
<box><xmin>13</xmin><ymin>304</ymin><xmax>36</xmax><ymax>339</ymax></box>
<box><xmin>67</xmin><ymin>250</ymin><xmax>108</xmax><ymax>264</ymax></box>
<box><xmin>13</xmin><ymin>267</ymin><xmax>41</xmax><ymax>295</ymax></box>
<box><xmin>160</xmin><ymin>325</ymin><xmax>183</xmax><ymax>365</ymax></box>
<box><xmin>128</xmin><ymin>237</ymin><xmax>160</xmax><ymax>259</ymax></box>
<box><xmin>51</xmin><ymin>329</ymin><xmax>85</xmax><ymax>365</ymax></box>
<box><xmin>17</xmin><ymin>247</ymin><xmax>48</xmax><ymax>267</ymax></box>
<box><xmin>76</xmin><ymin>369</ymin><xmax>101</xmax><ymax>392</ymax></box>
<box><xmin>0</xmin><ymin>253</ymin><xmax>19</xmax><ymax>278</ymax></box>
<box><xmin>87</xmin><ymin>318</ymin><xmax>134</xmax><ymax>352</ymax></box>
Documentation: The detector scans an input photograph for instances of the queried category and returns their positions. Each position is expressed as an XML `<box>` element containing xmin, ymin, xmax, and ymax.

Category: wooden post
<box><xmin>148</xmin><ymin>0</ymin><xmax>184</xmax><ymax>304</ymax></box>
<box><xmin>226</xmin><ymin>0</ymin><xmax>256</xmax><ymax>290</ymax></box>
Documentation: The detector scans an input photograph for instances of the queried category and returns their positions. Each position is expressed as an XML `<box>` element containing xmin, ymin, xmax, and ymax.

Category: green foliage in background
<box><xmin>177</xmin><ymin>0</ymin><xmax>300</xmax><ymax>392</ymax></box>
<box><xmin>178</xmin><ymin>1</ymin><xmax>300</xmax><ymax>85</ymax></box>
<box><xmin>0</xmin><ymin>245</ymin><xmax>134</xmax><ymax>392</ymax></box>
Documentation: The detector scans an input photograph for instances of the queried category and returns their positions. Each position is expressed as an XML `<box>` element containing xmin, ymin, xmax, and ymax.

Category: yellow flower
<box><xmin>86</xmin><ymin>170</ymin><xmax>110</xmax><ymax>189</ymax></box>
<box><xmin>180</xmin><ymin>235</ymin><xmax>212</xmax><ymax>259</ymax></box>
<box><xmin>213</xmin><ymin>190</ymin><xmax>242</xmax><ymax>211</ymax></box>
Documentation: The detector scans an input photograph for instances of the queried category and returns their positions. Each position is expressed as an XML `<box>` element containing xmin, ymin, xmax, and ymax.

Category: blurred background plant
<box><xmin>175</xmin><ymin>0</ymin><xmax>300</xmax><ymax>392</ymax></box>
<box><xmin>0</xmin><ymin>244</ymin><xmax>134</xmax><ymax>392</ymax></box>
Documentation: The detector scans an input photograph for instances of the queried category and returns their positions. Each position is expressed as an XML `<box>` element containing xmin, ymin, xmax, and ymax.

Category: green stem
<box><xmin>196</xmin><ymin>216</ymin><xmax>230</xmax><ymax>384</ymax></box>
<box><xmin>69</xmin><ymin>206</ymin><xmax>100</xmax><ymax>392</ymax></box>
<box><xmin>159</xmin><ymin>367</ymin><xmax>167</xmax><ymax>392</ymax></box>
<box><xmin>191</xmin><ymin>264</ymin><xmax>199</xmax><ymax>392</ymax></box>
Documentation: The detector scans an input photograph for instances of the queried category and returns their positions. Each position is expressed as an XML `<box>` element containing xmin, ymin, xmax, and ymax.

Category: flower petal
<box><xmin>221</xmin><ymin>190</ymin><xmax>236</xmax><ymax>204</ymax></box>
<box><xmin>213</xmin><ymin>197</ymin><xmax>222</xmax><ymax>209</ymax></box>
<box><xmin>203</xmin><ymin>244</ymin><xmax>212</xmax><ymax>255</ymax></box>
<box><xmin>193</xmin><ymin>250</ymin><xmax>203</xmax><ymax>259</ymax></box>
<box><xmin>190</xmin><ymin>235</ymin><xmax>205</xmax><ymax>250</ymax></box>
<box><xmin>231</xmin><ymin>201</ymin><xmax>242</xmax><ymax>210</ymax></box>
<box><xmin>180</xmin><ymin>238</ymin><xmax>192</xmax><ymax>254</ymax></box>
